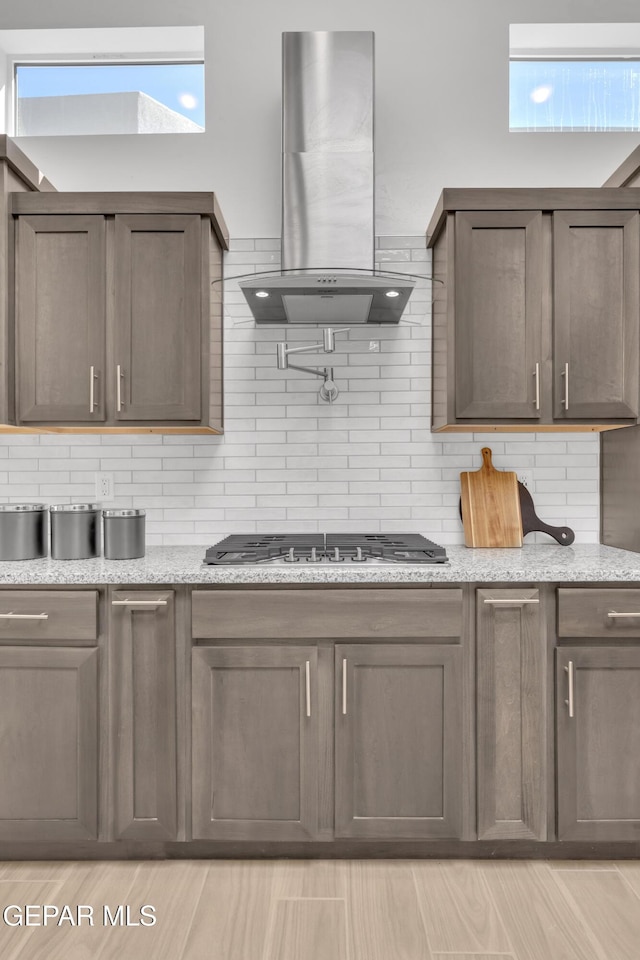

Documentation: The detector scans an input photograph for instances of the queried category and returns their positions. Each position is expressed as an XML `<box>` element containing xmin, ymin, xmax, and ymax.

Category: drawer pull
<box><xmin>564</xmin><ymin>661</ymin><xmax>575</xmax><ymax>718</ymax></box>
<box><xmin>483</xmin><ymin>598</ymin><xmax>539</xmax><ymax>604</ymax></box>
<box><xmin>305</xmin><ymin>660</ymin><xmax>311</xmax><ymax>718</ymax></box>
<box><xmin>0</xmin><ymin>611</ymin><xmax>48</xmax><ymax>620</ymax></box>
<box><xmin>607</xmin><ymin>610</ymin><xmax>640</xmax><ymax>618</ymax></box>
<box><xmin>111</xmin><ymin>599</ymin><xmax>168</xmax><ymax>606</ymax></box>
<box><xmin>342</xmin><ymin>658</ymin><xmax>348</xmax><ymax>716</ymax></box>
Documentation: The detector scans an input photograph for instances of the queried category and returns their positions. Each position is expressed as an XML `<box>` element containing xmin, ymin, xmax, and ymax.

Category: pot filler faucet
<box><xmin>276</xmin><ymin>326</ymin><xmax>349</xmax><ymax>402</ymax></box>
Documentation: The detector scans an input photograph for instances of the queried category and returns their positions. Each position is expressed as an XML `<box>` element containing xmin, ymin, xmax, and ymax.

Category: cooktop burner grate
<box><xmin>204</xmin><ymin>533</ymin><xmax>448</xmax><ymax>565</ymax></box>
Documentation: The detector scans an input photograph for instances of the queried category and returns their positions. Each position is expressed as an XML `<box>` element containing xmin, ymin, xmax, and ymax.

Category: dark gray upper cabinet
<box><xmin>454</xmin><ymin>211</ymin><xmax>543</xmax><ymax>421</ymax></box>
<box><xmin>113</xmin><ymin>215</ymin><xmax>203</xmax><ymax>423</ymax></box>
<box><xmin>16</xmin><ymin>214</ymin><xmax>106</xmax><ymax>423</ymax></box>
<box><xmin>429</xmin><ymin>189</ymin><xmax>640</xmax><ymax>432</ymax></box>
<box><xmin>556</xmin><ymin>646</ymin><xmax>640</xmax><ymax>842</ymax></box>
<box><xmin>12</xmin><ymin>192</ymin><xmax>226</xmax><ymax>433</ymax></box>
<box><xmin>334</xmin><ymin>643</ymin><xmax>463</xmax><ymax>839</ymax></box>
<box><xmin>553</xmin><ymin>210</ymin><xmax>639</xmax><ymax>420</ymax></box>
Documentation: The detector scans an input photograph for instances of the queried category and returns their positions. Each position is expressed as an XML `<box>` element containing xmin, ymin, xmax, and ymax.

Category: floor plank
<box><xmin>412</xmin><ymin>860</ymin><xmax>511</xmax><ymax>954</ymax></box>
<box><xmin>265</xmin><ymin>899</ymin><xmax>347</xmax><ymax>960</ymax></box>
<box><xmin>270</xmin><ymin>859</ymin><xmax>348</xmax><ymax>899</ymax></box>
<box><xmin>179</xmin><ymin>861</ymin><xmax>275</xmax><ymax>960</ymax></box>
<box><xmin>432</xmin><ymin>955</ymin><xmax>516</xmax><ymax>960</ymax></box>
<box><xmin>0</xmin><ymin>862</ymin><xmax>72</xmax><ymax>882</ymax></box>
<box><xmin>613</xmin><ymin>860</ymin><xmax>640</xmax><ymax>898</ymax></box>
<box><xmin>4</xmin><ymin>863</ymin><xmax>139</xmax><ymax>960</ymax></box>
<box><xmin>0</xmin><ymin>881</ymin><xmax>66</xmax><ymax>960</ymax></box>
<box><xmin>348</xmin><ymin>861</ymin><xmax>432</xmax><ymax>960</ymax></box>
<box><xmin>481</xmin><ymin>862</ymin><xmax>605</xmax><ymax>960</ymax></box>
<box><xmin>555</xmin><ymin>868</ymin><xmax>640</xmax><ymax>960</ymax></box>
<box><xmin>548</xmin><ymin>861</ymin><xmax>619</xmax><ymax>871</ymax></box>
<box><xmin>96</xmin><ymin>861</ymin><xmax>209</xmax><ymax>960</ymax></box>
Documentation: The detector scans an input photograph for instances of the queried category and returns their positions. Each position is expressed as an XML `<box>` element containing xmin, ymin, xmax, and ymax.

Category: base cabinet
<box><xmin>476</xmin><ymin>589</ymin><xmax>547</xmax><ymax>840</ymax></box>
<box><xmin>111</xmin><ymin>591</ymin><xmax>177</xmax><ymax>840</ymax></box>
<box><xmin>191</xmin><ymin>645</ymin><xmax>319</xmax><ymax>841</ymax></box>
<box><xmin>334</xmin><ymin>644</ymin><xmax>463</xmax><ymax>839</ymax></box>
<box><xmin>557</xmin><ymin>647</ymin><xmax>640</xmax><ymax>841</ymax></box>
<box><xmin>0</xmin><ymin>645</ymin><xmax>98</xmax><ymax>841</ymax></box>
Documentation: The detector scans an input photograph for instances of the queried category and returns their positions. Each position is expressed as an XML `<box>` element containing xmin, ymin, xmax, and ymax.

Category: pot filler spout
<box><xmin>239</xmin><ymin>31</ymin><xmax>415</xmax><ymax>324</ymax></box>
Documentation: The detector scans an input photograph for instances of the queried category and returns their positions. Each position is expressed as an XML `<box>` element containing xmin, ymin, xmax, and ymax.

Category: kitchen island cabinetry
<box><xmin>192</xmin><ymin>644</ymin><xmax>320</xmax><ymax>841</ymax></box>
<box><xmin>476</xmin><ymin>588</ymin><xmax>547</xmax><ymax>840</ymax></box>
<box><xmin>429</xmin><ymin>189</ymin><xmax>640</xmax><ymax>431</ymax></box>
<box><xmin>556</xmin><ymin>646</ymin><xmax>640</xmax><ymax>841</ymax></box>
<box><xmin>335</xmin><ymin>643</ymin><xmax>463</xmax><ymax>839</ymax></box>
<box><xmin>12</xmin><ymin>192</ymin><xmax>227</xmax><ymax>433</ymax></box>
<box><xmin>556</xmin><ymin>587</ymin><xmax>640</xmax><ymax>841</ymax></box>
<box><xmin>110</xmin><ymin>590</ymin><xmax>178</xmax><ymax>841</ymax></box>
<box><xmin>0</xmin><ymin>588</ymin><xmax>99</xmax><ymax>842</ymax></box>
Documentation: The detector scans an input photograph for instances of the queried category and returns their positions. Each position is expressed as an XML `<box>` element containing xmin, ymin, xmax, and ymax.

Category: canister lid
<box><xmin>0</xmin><ymin>503</ymin><xmax>47</xmax><ymax>512</ymax></box>
<box><xmin>102</xmin><ymin>508</ymin><xmax>146</xmax><ymax>518</ymax></box>
<box><xmin>50</xmin><ymin>503</ymin><xmax>101</xmax><ymax>512</ymax></box>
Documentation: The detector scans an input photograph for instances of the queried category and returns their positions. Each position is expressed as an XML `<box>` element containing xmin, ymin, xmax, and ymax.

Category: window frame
<box><xmin>8</xmin><ymin>53</ymin><xmax>205</xmax><ymax>137</ymax></box>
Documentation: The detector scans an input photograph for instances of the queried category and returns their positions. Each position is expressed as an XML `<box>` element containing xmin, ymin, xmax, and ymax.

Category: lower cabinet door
<box><xmin>0</xmin><ymin>646</ymin><xmax>98</xmax><ymax>841</ymax></box>
<box><xmin>335</xmin><ymin>644</ymin><xmax>463</xmax><ymax>839</ymax></box>
<box><xmin>557</xmin><ymin>647</ymin><xmax>640</xmax><ymax>841</ymax></box>
<box><xmin>111</xmin><ymin>591</ymin><xmax>177</xmax><ymax>840</ymax></box>
<box><xmin>192</xmin><ymin>645</ymin><xmax>319</xmax><ymax>840</ymax></box>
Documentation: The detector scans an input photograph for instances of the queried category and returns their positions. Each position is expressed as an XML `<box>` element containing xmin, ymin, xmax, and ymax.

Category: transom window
<box><xmin>510</xmin><ymin>23</ymin><xmax>640</xmax><ymax>132</ymax></box>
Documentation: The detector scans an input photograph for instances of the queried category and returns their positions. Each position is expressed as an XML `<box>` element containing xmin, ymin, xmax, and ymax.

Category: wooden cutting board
<box><xmin>460</xmin><ymin>447</ymin><xmax>523</xmax><ymax>548</ymax></box>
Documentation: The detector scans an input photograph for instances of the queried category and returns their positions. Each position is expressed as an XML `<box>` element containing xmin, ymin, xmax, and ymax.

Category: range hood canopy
<box><xmin>239</xmin><ymin>31</ymin><xmax>416</xmax><ymax>325</ymax></box>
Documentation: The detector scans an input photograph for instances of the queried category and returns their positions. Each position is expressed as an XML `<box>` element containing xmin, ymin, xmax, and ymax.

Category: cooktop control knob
<box><xmin>283</xmin><ymin>547</ymin><xmax>298</xmax><ymax>562</ymax></box>
<box><xmin>329</xmin><ymin>546</ymin><xmax>343</xmax><ymax>562</ymax></box>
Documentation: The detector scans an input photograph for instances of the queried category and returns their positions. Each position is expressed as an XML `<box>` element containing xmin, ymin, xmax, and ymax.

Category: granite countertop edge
<box><xmin>0</xmin><ymin>544</ymin><xmax>638</xmax><ymax>585</ymax></box>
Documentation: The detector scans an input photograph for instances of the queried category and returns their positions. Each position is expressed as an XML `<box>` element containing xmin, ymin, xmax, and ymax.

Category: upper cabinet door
<box><xmin>16</xmin><ymin>215</ymin><xmax>106</xmax><ymax>423</ymax></box>
<box><xmin>553</xmin><ymin>210</ymin><xmax>640</xmax><ymax>420</ymax></box>
<box><xmin>113</xmin><ymin>214</ymin><xmax>203</xmax><ymax>422</ymax></box>
<box><xmin>455</xmin><ymin>210</ymin><xmax>543</xmax><ymax>420</ymax></box>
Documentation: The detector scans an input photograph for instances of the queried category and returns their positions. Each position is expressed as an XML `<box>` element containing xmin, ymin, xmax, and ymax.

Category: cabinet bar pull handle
<box><xmin>116</xmin><ymin>364</ymin><xmax>123</xmax><ymax>412</ymax></box>
<box><xmin>342</xmin><ymin>658</ymin><xmax>347</xmax><ymax>715</ymax></box>
<box><xmin>305</xmin><ymin>660</ymin><xmax>311</xmax><ymax>718</ymax></box>
<box><xmin>89</xmin><ymin>365</ymin><xmax>97</xmax><ymax>413</ymax></box>
<box><xmin>561</xmin><ymin>362</ymin><xmax>569</xmax><ymax>409</ymax></box>
<box><xmin>564</xmin><ymin>661</ymin><xmax>575</xmax><ymax>718</ymax></box>
<box><xmin>607</xmin><ymin>610</ymin><xmax>640</xmax><ymax>618</ymax></box>
<box><xmin>111</xmin><ymin>599</ymin><xmax>168</xmax><ymax>606</ymax></box>
<box><xmin>483</xmin><ymin>597</ymin><xmax>539</xmax><ymax>604</ymax></box>
<box><xmin>534</xmin><ymin>362</ymin><xmax>540</xmax><ymax>411</ymax></box>
<box><xmin>0</xmin><ymin>611</ymin><xmax>48</xmax><ymax>620</ymax></box>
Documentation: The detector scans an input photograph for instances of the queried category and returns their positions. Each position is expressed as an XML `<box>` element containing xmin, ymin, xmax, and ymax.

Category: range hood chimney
<box><xmin>240</xmin><ymin>31</ymin><xmax>415</xmax><ymax>324</ymax></box>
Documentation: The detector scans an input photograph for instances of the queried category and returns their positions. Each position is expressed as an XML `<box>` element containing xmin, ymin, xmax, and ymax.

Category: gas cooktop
<box><xmin>204</xmin><ymin>533</ymin><xmax>448</xmax><ymax>566</ymax></box>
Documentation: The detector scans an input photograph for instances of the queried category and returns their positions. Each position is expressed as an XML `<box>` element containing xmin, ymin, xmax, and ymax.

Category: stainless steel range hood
<box><xmin>240</xmin><ymin>31</ymin><xmax>415</xmax><ymax>324</ymax></box>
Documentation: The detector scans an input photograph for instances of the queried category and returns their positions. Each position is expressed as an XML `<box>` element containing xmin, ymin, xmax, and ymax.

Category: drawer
<box><xmin>558</xmin><ymin>588</ymin><xmax>640</xmax><ymax>638</ymax></box>
<box><xmin>0</xmin><ymin>591</ymin><xmax>98</xmax><ymax>641</ymax></box>
<box><xmin>192</xmin><ymin>588</ymin><xmax>463</xmax><ymax>640</ymax></box>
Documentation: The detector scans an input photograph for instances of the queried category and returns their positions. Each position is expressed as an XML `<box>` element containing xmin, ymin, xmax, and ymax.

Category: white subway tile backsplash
<box><xmin>0</xmin><ymin>236</ymin><xmax>600</xmax><ymax>544</ymax></box>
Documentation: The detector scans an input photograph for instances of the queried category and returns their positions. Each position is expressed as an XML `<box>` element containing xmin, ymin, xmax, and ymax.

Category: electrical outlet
<box><xmin>368</xmin><ymin>340</ymin><xmax>381</xmax><ymax>353</ymax></box>
<box><xmin>517</xmin><ymin>470</ymin><xmax>534</xmax><ymax>490</ymax></box>
<box><xmin>95</xmin><ymin>472</ymin><xmax>114</xmax><ymax>501</ymax></box>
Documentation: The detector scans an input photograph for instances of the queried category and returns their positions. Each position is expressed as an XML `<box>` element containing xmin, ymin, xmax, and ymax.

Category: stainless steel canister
<box><xmin>0</xmin><ymin>504</ymin><xmax>47</xmax><ymax>560</ymax></box>
<box><xmin>103</xmin><ymin>508</ymin><xmax>145</xmax><ymax>560</ymax></box>
<box><xmin>50</xmin><ymin>503</ymin><xmax>101</xmax><ymax>560</ymax></box>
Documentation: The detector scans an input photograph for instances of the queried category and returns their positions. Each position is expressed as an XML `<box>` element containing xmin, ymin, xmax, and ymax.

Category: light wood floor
<box><xmin>0</xmin><ymin>859</ymin><xmax>639</xmax><ymax>960</ymax></box>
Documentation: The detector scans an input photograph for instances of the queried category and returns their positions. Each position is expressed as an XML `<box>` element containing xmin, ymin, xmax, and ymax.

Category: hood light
<box><xmin>255</xmin><ymin>290</ymin><xmax>270</xmax><ymax>298</ymax></box>
<box><xmin>385</xmin><ymin>290</ymin><xmax>400</xmax><ymax>298</ymax></box>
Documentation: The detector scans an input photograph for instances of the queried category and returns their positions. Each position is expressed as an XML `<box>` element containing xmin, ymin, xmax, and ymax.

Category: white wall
<box><xmin>1</xmin><ymin>0</ymin><xmax>640</xmax><ymax>236</ymax></box>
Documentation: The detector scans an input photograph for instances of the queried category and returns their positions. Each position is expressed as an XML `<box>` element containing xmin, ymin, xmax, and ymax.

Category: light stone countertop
<box><xmin>0</xmin><ymin>543</ymin><xmax>639</xmax><ymax>585</ymax></box>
